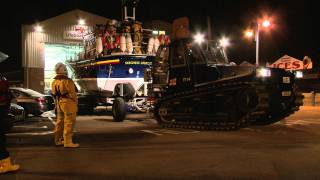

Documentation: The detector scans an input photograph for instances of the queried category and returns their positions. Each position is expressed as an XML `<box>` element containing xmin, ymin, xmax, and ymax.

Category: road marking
<box><xmin>283</xmin><ymin>119</ymin><xmax>320</xmax><ymax>126</ymax></box>
<box><xmin>141</xmin><ymin>129</ymin><xmax>200</xmax><ymax>136</ymax></box>
<box><xmin>159</xmin><ymin>129</ymin><xmax>200</xmax><ymax>134</ymax></box>
<box><xmin>47</xmin><ymin>117</ymin><xmax>56</xmax><ymax>125</ymax></box>
<box><xmin>141</xmin><ymin>130</ymin><xmax>163</xmax><ymax>136</ymax></box>
<box><xmin>160</xmin><ymin>129</ymin><xmax>180</xmax><ymax>135</ymax></box>
<box><xmin>7</xmin><ymin>131</ymin><xmax>54</xmax><ymax>136</ymax></box>
<box><xmin>242</xmin><ymin>128</ymin><xmax>260</xmax><ymax>132</ymax></box>
<box><xmin>13</xmin><ymin>125</ymin><xmax>48</xmax><ymax>129</ymax></box>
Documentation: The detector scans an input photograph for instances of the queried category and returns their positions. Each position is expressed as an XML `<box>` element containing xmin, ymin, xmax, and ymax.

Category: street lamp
<box><xmin>255</xmin><ymin>19</ymin><xmax>271</xmax><ymax>66</ymax></box>
<box><xmin>245</xmin><ymin>30</ymin><xmax>254</xmax><ymax>38</ymax></box>
<box><xmin>245</xmin><ymin>19</ymin><xmax>271</xmax><ymax>66</ymax></box>
<box><xmin>262</xmin><ymin>20</ymin><xmax>270</xmax><ymax>28</ymax></box>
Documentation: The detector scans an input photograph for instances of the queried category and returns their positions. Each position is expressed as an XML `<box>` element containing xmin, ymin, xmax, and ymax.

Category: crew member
<box><xmin>0</xmin><ymin>74</ymin><xmax>19</xmax><ymax>173</ymax></box>
<box><xmin>52</xmin><ymin>63</ymin><xmax>79</xmax><ymax>148</ymax></box>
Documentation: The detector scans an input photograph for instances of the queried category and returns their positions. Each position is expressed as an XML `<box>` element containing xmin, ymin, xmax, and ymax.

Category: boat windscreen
<box><xmin>191</xmin><ymin>44</ymin><xmax>228</xmax><ymax>65</ymax></box>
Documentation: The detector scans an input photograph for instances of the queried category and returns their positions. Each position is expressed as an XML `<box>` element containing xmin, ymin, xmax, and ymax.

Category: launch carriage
<box><xmin>68</xmin><ymin>5</ymin><xmax>170</xmax><ymax>121</ymax></box>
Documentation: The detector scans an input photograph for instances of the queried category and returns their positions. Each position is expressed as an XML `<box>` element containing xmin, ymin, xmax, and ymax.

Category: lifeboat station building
<box><xmin>21</xmin><ymin>10</ymin><xmax>110</xmax><ymax>93</ymax></box>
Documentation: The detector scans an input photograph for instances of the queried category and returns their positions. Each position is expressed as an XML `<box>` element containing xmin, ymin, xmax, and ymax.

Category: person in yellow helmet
<box><xmin>51</xmin><ymin>62</ymin><xmax>79</xmax><ymax>148</ymax></box>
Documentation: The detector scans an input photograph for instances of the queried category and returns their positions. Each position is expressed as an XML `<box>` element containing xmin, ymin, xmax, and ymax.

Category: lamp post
<box><xmin>245</xmin><ymin>19</ymin><xmax>271</xmax><ymax>66</ymax></box>
<box><xmin>255</xmin><ymin>19</ymin><xmax>270</xmax><ymax>66</ymax></box>
<box><xmin>255</xmin><ymin>23</ymin><xmax>260</xmax><ymax>66</ymax></box>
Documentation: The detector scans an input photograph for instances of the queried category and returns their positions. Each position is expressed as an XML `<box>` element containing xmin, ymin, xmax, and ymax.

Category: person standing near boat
<box><xmin>51</xmin><ymin>62</ymin><xmax>79</xmax><ymax>148</ymax></box>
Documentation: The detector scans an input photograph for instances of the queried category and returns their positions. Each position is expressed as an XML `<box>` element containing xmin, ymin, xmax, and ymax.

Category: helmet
<box><xmin>55</xmin><ymin>62</ymin><xmax>68</xmax><ymax>75</ymax></box>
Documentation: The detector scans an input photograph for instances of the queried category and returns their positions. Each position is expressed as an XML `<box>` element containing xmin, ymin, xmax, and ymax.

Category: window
<box><xmin>171</xmin><ymin>41</ymin><xmax>186</xmax><ymax>67</ymax></box>
<box><xmin>10</xmin><ymin>90</ymin><xmax>29</xmax><ymax>98</ymax></box>
<box><xmin>189</xmin><ymin>45</ymin><xmax>206</xmax><ymax>64</ymax></box>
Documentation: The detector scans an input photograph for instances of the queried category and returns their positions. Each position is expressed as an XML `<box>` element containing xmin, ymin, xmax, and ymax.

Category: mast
<box><xmin>207</xmin><ymin>16</ymin><xmax>212</xmax><ymax>41</ymax></box>
<box><xmin>122</xmin><ymin>0</ymin><xmax>139</xmax><ymax>21</ymax></box>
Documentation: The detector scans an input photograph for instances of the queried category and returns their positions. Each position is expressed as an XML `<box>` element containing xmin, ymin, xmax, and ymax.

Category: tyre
<box><xmin>112</xmin><ymin>97</ymin><xmax>127</xmax><ymax>122</ymax></box>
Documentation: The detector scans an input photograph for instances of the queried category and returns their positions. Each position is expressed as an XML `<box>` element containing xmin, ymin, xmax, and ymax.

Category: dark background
<box><xmin>0</xmin><ymin>0</ymin><xmax>318</xmax><ymax>72</ymax></box>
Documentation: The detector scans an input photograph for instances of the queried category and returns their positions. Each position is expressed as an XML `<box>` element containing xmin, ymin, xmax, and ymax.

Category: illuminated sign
<box><xmin>267</xmin><ymin>55</ymin><xmax>312</xmax><ymax>70</ymax></box>
<box><xmin>64</xmin><ymin>25</ymin><xmax>89</xmax><ymax>40</ymax></box>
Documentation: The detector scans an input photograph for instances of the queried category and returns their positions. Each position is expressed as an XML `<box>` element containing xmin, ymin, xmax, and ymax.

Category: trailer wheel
<box><xmin>112</xmin><ymin>97</ymin><xmax>127</xmax><ymax>122</ymax></box>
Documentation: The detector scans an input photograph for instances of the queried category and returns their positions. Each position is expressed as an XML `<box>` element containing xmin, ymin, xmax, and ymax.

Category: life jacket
<box><xmin>51</xmin><ymin>75</ymin><xmax>78</xmax><ymax>101</ymax></box>
<box><xmin>51</xmin><ymin>75</ymin><xmax>69</xmax><ymax>101</ymax></box>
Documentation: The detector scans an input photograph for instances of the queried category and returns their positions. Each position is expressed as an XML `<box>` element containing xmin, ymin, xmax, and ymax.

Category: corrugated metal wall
<box><xmin>22</xmin><ymin>9</ymin><xmax>110</xmax><ymax>68</ymax></box>
<box><xmin>22</xmin><ymin>24</ymin><xmax>91</xmax><ymax>68</ymax></box>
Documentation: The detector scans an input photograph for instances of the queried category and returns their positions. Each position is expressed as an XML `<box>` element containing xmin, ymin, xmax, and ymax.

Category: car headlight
<box><xmin>128</xmin><ymin>68</ymin><xmax>134</xmax><ymax>74</ymax></box>
<box><xmin>256</xmin><ymin>68</ymin><xmax>271</xmax><ymax>78</ymax></box>
<box><xmin>295</xmin><ymin>71</ymin><xmax>303</xmax><ymax>78</ymax></box>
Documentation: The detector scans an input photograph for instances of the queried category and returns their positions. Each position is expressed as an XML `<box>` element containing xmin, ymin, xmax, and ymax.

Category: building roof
<box><xmin>31</xmin><ymin>9</ymin><xmax>110</xmax><ymax>27</ymax></box>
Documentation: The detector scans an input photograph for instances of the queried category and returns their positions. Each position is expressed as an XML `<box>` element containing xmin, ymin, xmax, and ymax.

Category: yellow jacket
<box><xmin>51</xmin><ymin>75</ymin><xmax>78</xmax><ymax>113</ymax></box>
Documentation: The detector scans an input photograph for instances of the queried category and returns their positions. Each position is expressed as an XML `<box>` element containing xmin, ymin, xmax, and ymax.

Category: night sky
<box><xmin>0</xmin><ymin>0</ymin><xmax>318</xmax><ymax>72</ymax></box>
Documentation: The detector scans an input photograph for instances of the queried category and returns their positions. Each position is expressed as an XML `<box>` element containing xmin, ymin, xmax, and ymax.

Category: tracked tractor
<box><xmin>147</xmin><ymin>17</ymin><xmax>303</xmax><ymax>130</ymax></box>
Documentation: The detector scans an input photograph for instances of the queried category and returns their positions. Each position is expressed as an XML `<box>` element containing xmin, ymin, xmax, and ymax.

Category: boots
<box><xmin>54</xmin><ymin>132</ymin><xmax>64</xmax><ymax>146</ymax></box>
<box><xmin>55</xmin><ymin>139</ymin><xmax>64</xmax><ymax>146</ymax></box>
<box><xmin>64</xmin><ymin>142</ymin><xmax>80</xmax><ymax>148</ymax></box>
<box><xmin>63</xmin><ymin>113</ymin><xmax>79</xmax><ymax>148</ymax></box>
<box><xmin>63</xmin><ymin>133</ymin><xmax>79</xmax><ymax>148</ymax></box>
<box><xmin>64</xmin><ymin>136</ymin><xmax>79</xmax><ymax>148</ymax></box>
<box><xmin>0</xmin><ymin>157</ymin><xmax>20</xmax><ymax>174</ymax></box>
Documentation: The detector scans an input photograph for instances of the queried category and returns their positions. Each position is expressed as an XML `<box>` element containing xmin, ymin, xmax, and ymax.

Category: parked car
<box><xmin>9</xmin><ymin>103</ymin><xmax>25</xmax><ymax>121</ymax></box>
<box><xmin>3</xmin><ymin>103</ymin><xmax>25</xmax><ymax>133</ymax></box>
<box><xmin>9</xmin><ymin>87</ymin><xmax>55</xmax><ymax>117</ymax></box>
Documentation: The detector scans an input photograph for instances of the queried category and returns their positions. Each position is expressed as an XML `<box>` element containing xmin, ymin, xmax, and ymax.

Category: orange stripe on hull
<box><xmin>96</xmin><ymin>59</ymin><xmax>120</xmax><ymax>65</ymax></box>
<box><xmin>79</xmin><ymin>59</ymin><xmax>120</xmax><ymax>67</ymax></box>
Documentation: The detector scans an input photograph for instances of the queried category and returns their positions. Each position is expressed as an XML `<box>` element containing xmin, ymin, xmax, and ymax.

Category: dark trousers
<box><xmin>0</xmin><ymin>106</ymin><xmax>10</xmax><ymax>160</ymax></box>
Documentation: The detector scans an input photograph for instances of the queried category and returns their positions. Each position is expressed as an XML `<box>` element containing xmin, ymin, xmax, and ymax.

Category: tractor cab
<box><xmin>154</xmin><ymin>38</ymin><xmax>235</xmax><ymax>94</ymax></box>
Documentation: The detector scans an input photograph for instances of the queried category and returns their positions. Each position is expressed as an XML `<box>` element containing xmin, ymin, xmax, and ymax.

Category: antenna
<box><xmin>207</xmin><ymin>16</ymin><xmax>212</xmax><ymax>41</ymax></box>
<box><xmin>122</xmin><ymin>0</ymin><xmax>139</xmax><ymax>20</ymax></box>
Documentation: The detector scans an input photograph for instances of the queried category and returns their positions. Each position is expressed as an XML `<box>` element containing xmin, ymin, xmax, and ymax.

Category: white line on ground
<box><xmin>47</xmin><ymin>116</ymin><xmax>56</xmax><ymax>125</ymax></box>
<box><xmin>141</xmin><ymin>129</ymin><xmax>200</xmax><ymax>136</ymax></box>
<box><xmin>159</xmin><ymin>130</ymin><xmax>180</xmax><ymax>135</ymax></box>
<box><xmin>140</xmin><ymin>130</ymin><xmax>163</xmax><ymax>136</ymax></box>
<box><xmin>7</xmin><ymin>131</ymin><xmax>54</xmax><ymax>136</ymax></box>
<box><xmin>156</xmin><ymin>129</ymin><xmax>200</xmax><ymax>134</ymax></box>
<box><xmin>13</xmin><ymin>125</ymin><xmax>48</xmax><ymax>129</ymax></box>
<box><xmin>283</xmin><ymin>119</ymin><xmax>320</xmax><ymax>126</ymax></box>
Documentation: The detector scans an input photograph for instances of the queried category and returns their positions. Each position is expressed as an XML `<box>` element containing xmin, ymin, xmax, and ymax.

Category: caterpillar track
<box><xmin>153</xmin><ymin>75</ymin><xmax>303</xmax><ymax>131</ymax></box>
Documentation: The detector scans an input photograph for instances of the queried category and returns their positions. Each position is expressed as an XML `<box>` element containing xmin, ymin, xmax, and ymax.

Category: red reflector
<box><xmin>36</xmin><ymin>97</ymin><xmax>46</xmax><ymax>103</ymax></box>
<box><xmin>147</xmin><ymin>96</ymin><xmax>155</xmax><ymax>102</ymax></box>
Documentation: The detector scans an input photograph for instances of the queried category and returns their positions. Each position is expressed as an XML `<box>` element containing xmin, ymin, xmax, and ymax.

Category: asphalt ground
<box><xmin>2</xmin><ymin>106</ymin><xmax>320</xmax><ymax>179</ymax></box>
